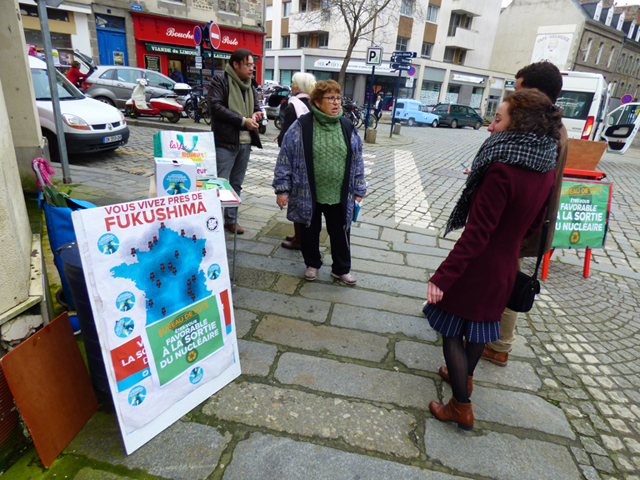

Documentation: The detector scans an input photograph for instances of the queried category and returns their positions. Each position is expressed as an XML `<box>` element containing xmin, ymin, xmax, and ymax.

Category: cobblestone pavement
<box><xmin>26</xmin><ymin>122</ymin><xmax>640</xmax><ymax>480</ymax></box>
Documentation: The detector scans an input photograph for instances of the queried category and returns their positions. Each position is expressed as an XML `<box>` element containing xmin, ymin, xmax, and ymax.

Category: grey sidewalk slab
<box><xmin>299</xmin><ymin>282</ymin><xmax>425</xmax><ymax>315</ymax></box>
<box><xmin>395</xmin><ymin>340</ymin><xmax>542</xmax><ymax>391</ymax></box>
<box><xmin>223</xmin><ymin>432</ymin><xmax>468</xmax><ymax>480</ymax></box>
<box><xmin>67</xmin><ymin>412</ymin><xmax>229</xmax><ymax>480</ymax></box>
<box><xmin>238</xmin><ymin>339</ymin><xmax>278</xmax><ymax>376</ymax></box>
<box><xmin>423</xmin><ymin>419</ymin><xmax>582</xmax><ymax>480</ymax></box>
<box><xmin>203</xmin><ymin>382</ymin><xmax>419</xmax><ymax>457</ymax></box>
<box><xmin>330</xmin><ymin>304</ymin><xmax>437</xmax><ymax>342</ymax></box>
<box><xmin>253</xmin><ymin>315</ymin><xmax>389</xmax><ymax>362</ymax></box>
<box><xmin>275</xmin><ymin>352</ymin><xmax>436</xmax><ymax>410</ymax></box>
<box><xmin>232</xmin><ymin>286</ymin><xmax>331</xmax><ymax>322</ymax></box>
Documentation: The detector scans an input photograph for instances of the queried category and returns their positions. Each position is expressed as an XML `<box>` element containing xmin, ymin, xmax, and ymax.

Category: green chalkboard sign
<box><xmin>551</xmin><ymin>179</ymin><xmax>612</xmax><ymax>249</ymax></box>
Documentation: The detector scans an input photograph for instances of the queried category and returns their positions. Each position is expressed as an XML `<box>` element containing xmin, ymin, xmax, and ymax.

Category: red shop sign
<box><xmin>132</xmin><ymin>13</ymin><xmax>263</xmax><ymax>56</ymax></box>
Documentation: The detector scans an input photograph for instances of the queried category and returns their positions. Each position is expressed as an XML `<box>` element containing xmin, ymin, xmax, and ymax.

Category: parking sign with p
<box><xmin>366</xmin><ymin>47</ymin><xmax>383</xmax><ymax>66</ymax></box>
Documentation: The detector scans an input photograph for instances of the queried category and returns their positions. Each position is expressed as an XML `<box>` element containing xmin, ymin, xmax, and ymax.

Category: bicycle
<box><xmin>342</xmin><ymin>100</ymin><xmax>362</xmax><ymax>127</ymax></box>
<box><xmin>184</xmin><ymin>89</ymin><xmax>211</xmax><ymax>125</ymax></box>
<box><xmin>360</xmin><ymin>106</ymin><xmax>378</xmax><ymax>130</ymax></box>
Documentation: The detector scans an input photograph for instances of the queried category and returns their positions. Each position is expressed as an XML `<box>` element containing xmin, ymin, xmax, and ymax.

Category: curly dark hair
<box><xmin>515</xmin><ymin>61</ymin><xmax>563</xmax><ymax>103</ymax></box>
<box><xmin>310</xmin><ymin>80</ymin><xmax>341</xmax><ymax>107</ymax></box>
<box><xmin>504</xmin><ymin>90</ymin><xmax>563</xmax><ymax>140</ymax></box>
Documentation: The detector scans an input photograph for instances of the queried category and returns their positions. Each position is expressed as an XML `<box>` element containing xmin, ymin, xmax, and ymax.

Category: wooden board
<box><xmin>565</xmin><ymin>138</ymin><xmax>607</xmax><ymax>170</ymax></box>
<box><xmin>0</xmin><ymin>312</ymin><xmax>98</xmax><ymax>467</ymax></box>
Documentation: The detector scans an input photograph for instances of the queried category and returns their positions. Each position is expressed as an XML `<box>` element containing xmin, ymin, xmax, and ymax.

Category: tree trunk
<box><xmin>337</xmin><ymin>40</ymin><xmax>358</xmax><ymax>91</ymax></box>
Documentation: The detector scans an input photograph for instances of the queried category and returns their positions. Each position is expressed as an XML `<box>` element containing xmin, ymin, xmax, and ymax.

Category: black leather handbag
<box><xmin>506</xmin><ymin>189</ymin><xmax>553</xmax><ymax>313</ymax></box>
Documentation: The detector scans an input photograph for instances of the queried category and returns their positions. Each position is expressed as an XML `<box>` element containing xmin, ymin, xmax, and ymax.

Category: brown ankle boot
<box><xmin>430</xmin><ymin>397</ymin><xmax>474</xmax><ymax>431</ymax></box>
<box><xmin>481</xmin><ymin>345</ymin><xmax>509</xmax><ymax>367</ymax></box>
<box><xmin>438</xmin><ymin>366</ymin><xmax>474</xmax><ymax>394</ymax></box>
<box><xmin>282</xmin><ymin>223</ymin><xmax>302</xmax><ymax>250</ymax></box>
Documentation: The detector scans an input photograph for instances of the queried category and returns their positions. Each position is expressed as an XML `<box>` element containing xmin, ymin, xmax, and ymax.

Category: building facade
<box><xmin>491</xmin><ymin>0</ymin><xmax>640</xmax><ymax>102</ymax></box>
<box><xmin>20</xmin><ymin>0</ymin><xmax>266</xmax><ymax>85</ymax></box>
<box><xmin>264</xmin><ymin>0</ymin><xmax>508</xmax><ymax>114</ymax></box>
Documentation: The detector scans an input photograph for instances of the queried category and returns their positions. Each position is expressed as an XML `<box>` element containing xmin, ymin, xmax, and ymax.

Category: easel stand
<box><xmin>541</xmin><ymin>247</ymin><xmax>592</xmax><ymax>279</ymax></box>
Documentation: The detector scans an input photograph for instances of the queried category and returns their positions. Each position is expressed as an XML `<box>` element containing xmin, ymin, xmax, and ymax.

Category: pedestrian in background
<box><xmin>273</xmin><ymin>79</ymin><xmax>366</xmax><ymax>285</ymax></box>
<box><xmin>374</xmin><ymin>95</ymin><xmax>383</xmax><ymax>120</ymax></box>
<box><xmin>276</xmin><ymin>72</ymin><xmax>317</xmax><ymax>250</ymax></box>
<box><xmin>424</xmin><ymin>90</ymin><xmax>563</xmax><ymax>430</ymax></box>
<box><xmin>208</xmin><ymin>48</ymin><xmax>263</xmax><ymax>234</ymax></box>
<box><xmin>66</xmin><ymin>61</ymin><xmax>88</xmax><ymax>88</ymax></box>
<box><xmin>480</xmin><ymin>61</ymin><xmax>568</xmax><ymax>367</ymax></box>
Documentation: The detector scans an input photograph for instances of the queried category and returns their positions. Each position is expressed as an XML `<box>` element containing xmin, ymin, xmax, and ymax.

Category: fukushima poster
<box><xmin>552</xmin><ymin>179</ymin><xmax>612</xmax><ymax>249</ymax></box>
<box><xmin>72</xmin><ymin>189</ymin><xmax>241</xmax><ymax>454</ymax></box>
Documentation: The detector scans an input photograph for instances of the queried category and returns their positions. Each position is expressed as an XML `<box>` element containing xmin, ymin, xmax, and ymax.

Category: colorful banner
<box><xmin>551</xmin><ymin>179</ymin><xmax>612</xmax><ymax>249</ymax></box>
<box><xmin>72</xmin><ymin>189</ymin><xmax>241</xmax><ymax>454</ymax></box>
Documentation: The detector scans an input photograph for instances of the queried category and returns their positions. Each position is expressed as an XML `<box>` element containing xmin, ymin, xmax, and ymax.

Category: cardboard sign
<box><xmin>71</xmin><ymin>189</ymin><xmax>241</xmax><ymax>454</ymax></box>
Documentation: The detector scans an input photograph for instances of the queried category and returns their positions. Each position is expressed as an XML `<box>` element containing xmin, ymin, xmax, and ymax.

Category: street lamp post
<box><xmin>36</xmin><ymin>0</ymin><xmax>72</xmax><ymax>183</ymax></box>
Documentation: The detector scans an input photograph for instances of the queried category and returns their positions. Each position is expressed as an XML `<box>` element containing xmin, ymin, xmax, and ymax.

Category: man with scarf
<box><xmin>208</xmin><ymin>48</ymin><xmax>263</xmax><ymax>234</ymax></box>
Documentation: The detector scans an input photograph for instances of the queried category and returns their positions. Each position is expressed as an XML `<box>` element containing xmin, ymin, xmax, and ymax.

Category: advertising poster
<box><xmin>72</xmin><ymin>190</ymin><xmax>241</xmax><ymax>454</ymax></box>
<box><xmin>530</xmin><ymin>33</ymin><xmax>574</xmax><ymax>70</ymax></box>
<box><xmin>552</xmin><ymin>179</ymin><xmax>612</xmax><ymax>249</ymax></box>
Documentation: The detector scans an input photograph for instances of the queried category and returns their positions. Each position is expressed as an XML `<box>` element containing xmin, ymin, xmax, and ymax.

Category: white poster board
<box><xmin>72</xmin><ymin>189</ymin><xmax>241</xmax><ymax>454</ymax></box>
<box><xmin>530</xmin><ymin>33</ymin><xmax>574</xmax><ymax>70</ymax></box>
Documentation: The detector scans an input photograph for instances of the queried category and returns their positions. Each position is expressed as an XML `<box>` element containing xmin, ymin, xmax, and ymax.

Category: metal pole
<box><xmin>37</xmin><ymin>0</ymin><xmax>72</xmax><ymax>184</ymax></box>
<box><xmin>390</xmin><ymin>68</ymin><xmax>402</xmax><ymax>138</ymax></box>
<box><xmin>365</xmin><ymin>65</ymin><xmax>375</xmax><ymax>130</ymax></box>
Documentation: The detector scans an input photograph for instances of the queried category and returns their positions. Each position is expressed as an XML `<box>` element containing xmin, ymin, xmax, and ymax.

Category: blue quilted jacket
<box><xmin>273</xmin><ymin>112</ymin><xmax>366</xmax><ymax>230</ymax></box>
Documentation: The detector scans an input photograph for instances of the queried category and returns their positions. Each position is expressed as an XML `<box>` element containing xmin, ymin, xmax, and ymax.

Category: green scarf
<box><xmin>225</xmin><ymin>63</ymin><xmax>254</xmax><ymax>118</ymax></box>
<box><xmin>311</xmin><ymin>105</ymin><xmax>347</xmax><ymax>205</ymax></box>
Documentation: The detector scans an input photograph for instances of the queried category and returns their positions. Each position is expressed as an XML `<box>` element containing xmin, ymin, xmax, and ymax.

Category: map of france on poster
<box><xmin>71</xmin><ymin>189</ymin><xmax>241</xmax><ymax>455</ymax></box>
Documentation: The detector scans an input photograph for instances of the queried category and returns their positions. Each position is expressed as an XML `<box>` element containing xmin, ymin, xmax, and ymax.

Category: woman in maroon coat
<box><xmin>424</xmin><ymin>90</ymin><xmax>563</xmax><ymax>430</ymax></box>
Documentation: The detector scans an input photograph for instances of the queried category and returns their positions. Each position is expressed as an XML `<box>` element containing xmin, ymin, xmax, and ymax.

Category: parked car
<box><xmin>82</xmin><ymin>65</ymin><xmax>178</xmax><ymax>109</ymax></box>
<box><xmin>29</xmin><ymin>56</ymin><xmax>129</xmax><ymax>157</ymax></box>
<box><xmin>265</xmin><ymin>86</ymin><xmax>290</xmax><ymax>119</ymax></box>
<box><xmin>433</xmin><ymin>103</ymin><xmax>484</xmax><ymax>129</ymax></box>
<box><xmin>393</xmin><ymin>99</ymin><xmax>440</xmax><ymax>127</ymax></box>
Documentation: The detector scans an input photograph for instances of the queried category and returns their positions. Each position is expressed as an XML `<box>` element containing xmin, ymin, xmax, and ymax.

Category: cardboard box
<box><xmin>565</xmin><ymin>139</ymin><xmax>607</xmax><ymax>170</ymax></box>
<box><xmin>155</xmin><ymin>158</ymin><xmax>197</xmax><ymax>196</ymax></box>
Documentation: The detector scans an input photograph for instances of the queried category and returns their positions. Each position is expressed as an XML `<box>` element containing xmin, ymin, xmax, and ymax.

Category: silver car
<box><xmin>83</xmin><ymin>66</ymin><xmax>177</xmax><ymax>109</ymax></box>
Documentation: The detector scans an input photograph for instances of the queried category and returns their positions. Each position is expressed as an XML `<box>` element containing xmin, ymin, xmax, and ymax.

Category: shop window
<box><xmin>219</xmin><ymin>0</ymin><xmax>240</xmax><ymax>15</ymax></box>
<box><xmin>426</xmin><ymin>4</ymin><xmax>439</xmax><ymax>23</ymax></box>
<box><xmin>283</xmin><ymin>2</ymin><xmax>292</xmax><ymax>18</ymax></box>
<box><xmin>265</xmin><ymin>69</ymin><xmax>274</xmax><ymax>81</ymax></box>
<box><xmin>280</xmin><ymin>70</ymin><xmax>293</xmax><ymax>85</ymax></box>
<box><xmin>266</xmin><ymin>38</ymin><xmax>272</xmax><ymax>49</ymax></box>
<box><xmin>299</xmin><ymin>34</ymin><xmax>309</xmax><ymax>48</ymax></box>
<box><xmin>471</xmin><ymin>87</ymin><xmax>484</xmax><ymax>109</ymax></box>
<box><xmin>396</xmin><ymin>36</ymin><xmax>409</xmax><ymax>52</ymax></box>
<box><xmin>420</xmin><ymin>81</ymin><xmax>440</xmax><ymax>105</ymax></box>
<box><xmin>318</xmin><ymin>32</ymin><xmax>329</xmax><ymax>47</ymax></box>
<box><xmin>421</xmin><ymin>42</ymin><xmax>433</xmax><ymax>59</ymax></box>
<box><xmin>400</xmin><ymin>0</ymin><xmax>414</xmax><ymax>17</ymax></box>
<box><xmin>24</xmin><ymin>29</ymin><xmax>72</xmax><ymax>50</ymax></box>
<box><xmin>95</xmin><ymin>14</ymin><xmax>126</xmax><ymax>30</ymax></box>
<box><xmin>282</xmin><ymin>35</ymin><xmax>291</xmax><ymax>48</ymax></box>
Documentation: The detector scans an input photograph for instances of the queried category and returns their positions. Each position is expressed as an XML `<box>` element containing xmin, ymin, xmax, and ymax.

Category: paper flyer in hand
<box><xmin>71</xmin><ymin>189</ymin><xmax>240</xmax><ymax>454</ymax></box>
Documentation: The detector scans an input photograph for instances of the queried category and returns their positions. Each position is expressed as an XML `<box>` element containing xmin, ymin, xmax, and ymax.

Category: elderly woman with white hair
<box><xmin>277</xmin><ymin>72</ymin><xmax>317</xmax><ymax>249</ymax></box>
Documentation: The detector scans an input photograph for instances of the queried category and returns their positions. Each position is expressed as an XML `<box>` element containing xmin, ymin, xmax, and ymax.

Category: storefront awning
<box><xmin>145</xmin><ymin>43</ymin><xmax>231</xmax><ymax>60</ymax></box>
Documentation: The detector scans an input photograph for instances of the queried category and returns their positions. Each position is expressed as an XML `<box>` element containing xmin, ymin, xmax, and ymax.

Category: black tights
<box><xmin>442</xmin><ymin>335</ymin><xmax>485</xmax><ymax>404</ymax></box>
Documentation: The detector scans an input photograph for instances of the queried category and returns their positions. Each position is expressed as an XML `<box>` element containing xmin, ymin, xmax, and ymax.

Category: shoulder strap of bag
<box><xmin>532</xmin><ymin>186</ymin><xmax>555</xmax><ymax>280</ymax></box>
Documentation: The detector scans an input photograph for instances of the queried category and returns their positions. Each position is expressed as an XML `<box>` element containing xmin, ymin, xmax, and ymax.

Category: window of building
<box><xmin>300</xmin><ymin>0</ymin><xmax>321</xmax><ymax>11</ymax></box>
<box><xmin>298</xmin><ymin>34</ymin><xmax>309</xmax><ymax>48</ymax></box>
<box><xmin>619</xmin><ymin>53</ymin><xmax>626</xmax><ymax>72</ymax></box>
<box><xmin>400</xmin><ymin>0</ymin><xmax>414</xmax><ymax>17</ymax></box>
<box><xmin>283</xmin><ymin>2</ymin><xmax>292</xmax><ymax>17</ymax></box>
<box><xmin>265</xmin><ymin>69</ymin><xmax>274</xmax><ymax>81</ymax></box>
<box><xmin>280</xmin><ymin>70</ymin><xmax>293</xmax><ymax>85</ymax></box>
<box><xmin>282</xmin><ymin>35</ymin><xmax>291</xmax><ymax>48</ymax></box>
<box><xmin>443</xmin><ymin>47</ymin><xmax>456</xmax><ymax>63</ymax></box>
<box><xmin>266</xmin><ymin>5</ymin><xmax>273</xmax><ymax>21</ymax></box>
<box><xmin>458</xmin><ymin>49</ymin><xmax>466</xmax><ymax>65</ymax></box>
<box><xmin>396</xmin><ymin>36</ymin><xmax>409</xmax><ymax>52</ymax></box>
<box><xmin>426</xmin><ymin>4</ymin><xmax>439</xmax><ymax>23</ymax></box>
<box><xmin>607</xmin><ymin>46</ymin><xmax>615</xmax><ymax>68</ymax></box>
<box><xmin>595</xmin><ymin>42</ymin><xmax>604</xmax><ymax>64</ymax></box>
<box><xmin>448</xmin><ymin>12</ymin><xmax>472</xmax><ymax>36</ymax></box>
<box><xmin>421</xmin><ymin>42</ymin><xmax>433</xmax><ymax>58</ymax></box>
<box><xmin>582</xmin><ymin>38</ymin><xmax>592</xmax><ymax>62</ymax></box>
<box><xmin>318</xmin><ymin>32</ymin><xmax>329</xmax><ymax>47</ymax></box>
<box><xmin>265</xmin><ymin>38</ymin><xmax>272</xmax><ymax>49</ymax></box>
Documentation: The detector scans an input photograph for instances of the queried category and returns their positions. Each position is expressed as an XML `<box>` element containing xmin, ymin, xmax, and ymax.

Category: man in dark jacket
<box><xmin>208</xmin><ymin>48</ymin><xmax>263</xmax><ymax>234</ymax></box>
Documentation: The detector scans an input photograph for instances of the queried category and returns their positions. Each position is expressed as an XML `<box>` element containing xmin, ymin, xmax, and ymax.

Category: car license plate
<box><xmin>103</xmin><ymin>134</ymin><xmax>122</xmax><ymax>143</ymax></box>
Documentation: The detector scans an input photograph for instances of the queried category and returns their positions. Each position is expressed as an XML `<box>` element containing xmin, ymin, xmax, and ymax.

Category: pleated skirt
<box><xmin>423</xmin><ymin>303</ymin><xmax>500</xmax><ymax>343</ymax></box>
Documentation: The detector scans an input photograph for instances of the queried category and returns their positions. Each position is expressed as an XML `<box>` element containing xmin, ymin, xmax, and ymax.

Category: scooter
<box><xmin>125</xmin><ymin>78</ymin><xmax>186</xmax><ymax>123</ymax></box>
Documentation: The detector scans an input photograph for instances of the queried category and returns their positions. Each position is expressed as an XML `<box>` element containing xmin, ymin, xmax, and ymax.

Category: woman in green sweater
<box><xmin>273</xmin><ymin>80</ymin><xmax>367</xmax><ymax>285</ymax></box>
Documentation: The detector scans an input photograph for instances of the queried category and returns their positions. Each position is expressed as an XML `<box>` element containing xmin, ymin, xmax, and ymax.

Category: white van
<box><xmin>29</xmin><ymin>55</ymin><xmax>129</xmax><ymax>158</ymax></box>
<box><xmin>556</xmin><ymin>71</ymin><xmax>610</xmax><ymax>141</ymax></box>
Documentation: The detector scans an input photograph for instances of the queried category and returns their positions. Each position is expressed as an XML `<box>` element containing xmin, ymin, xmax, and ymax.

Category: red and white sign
<box><xmin>209</xmin><ymin>22</ymin><xmax>221</xmax><ymax>50</ymax></box>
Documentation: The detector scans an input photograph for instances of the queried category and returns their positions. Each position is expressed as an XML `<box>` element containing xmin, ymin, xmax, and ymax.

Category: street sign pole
<box><xmin>390</xmin><ymin>68</ymin><xmax>402</xmax><ymax>138</ymax></box>
<box><xmin>365</xmin><ymin>65</ymin><xmax>375</xmax><ymax>130</ymax></box>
